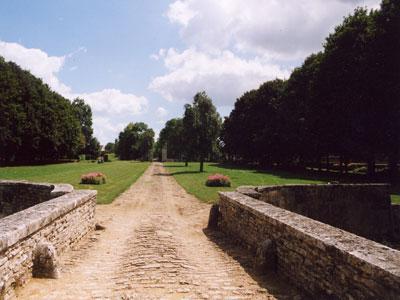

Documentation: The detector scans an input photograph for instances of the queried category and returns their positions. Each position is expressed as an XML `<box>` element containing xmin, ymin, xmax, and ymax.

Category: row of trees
<box><xmin>114</xmin><ymin>122</ymin><xmax>155</xmax><ymax>161</ymax></box>
<box><xmin>222</xmin><ymin>1</ymin><xmax>399</xmax><ymax>178</ymax></box>
<box><xmin>0</xmin><ymin>53</ymin><xmax>154</xmax><ymax>163</ymax></box>
<box><xmin>156</xmin><ymin>1</ymin><xmax>399</xmax><ymax>177</ymax></box>
<box><xmin>0</xmin><ymin>56</ymin><xmax>100</xmax><ymax>163</ymax></box>
<box><xmin>155</xmin><ymin>92</ymin><xmax>222</xmax><ymax>171</ymax></box>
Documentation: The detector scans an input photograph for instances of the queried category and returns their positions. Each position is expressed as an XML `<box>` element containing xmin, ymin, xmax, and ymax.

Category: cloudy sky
<box><xmin>0</xmin><ymin>0</ymin><xmax>380</xmax><ymax>144</ymax></box>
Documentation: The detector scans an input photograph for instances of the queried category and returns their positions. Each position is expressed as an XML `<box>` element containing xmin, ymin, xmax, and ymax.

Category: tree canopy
<box><xmin>72</xmin><ymin>98</ymin><xmax>94</xmax><ymax>155</ymax></box>
<box><xmin>115</xmin><ymin>122</ymin><xmax>154</xmax><ymax>161</ymax></box>
<box><xmin>0</xmin><ymin>56</ymin><xmax>84</xmax><ymax>163</ymax></box>
<box><xmin>156</xmin><ymin>92</ymin><xmax>222</xmax><ymax>171</ymax></box>
<box><xmin>183</xmin><ymin>92</ymin><xmax>221</xmax><ymax>171</ymax></box>
<box><xmin>158</xmin><ymin>118</ymin><xmax>185</xmax><ymax>160</ymax></box>
<box><xmin>221</xmin><ymin>1</ymin><xmax>400</xmax><ymax>179</ymax></box>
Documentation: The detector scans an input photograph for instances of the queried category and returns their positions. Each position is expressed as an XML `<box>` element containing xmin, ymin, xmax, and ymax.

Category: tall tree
<box><xmin>372</xmin><ymin>0</ymin><xmax>400</xmax><ymax>179</ymax></box>
<box><xmin>184</xmin><ymin>92</ymin><xmax>221</xmax><ymax>172</ymax></box>
<box><xmin>115</xmin><ymin>122</ymin><xmax>154</xmax><ymax>161</ymax></box>
<box><xmin>104</xmin><ymin>142</ymin><xmax>115</xmax><ymax>153</ymax></box>
<box><xmin>72</xmin><ymin>98</ymin><xmax>94</xmax><ymax>154</ymax></box>
<box><xmin>182</xmin><ymin>104</ymin><xmax>197</xmax><ymax>166</ymax></box>
<box><xmin>158</xmin><ymin>118</ymin><xmax>185</xmax><ymax>160</ymax></box>
<box><xmin>0</xmin><ymin>56</ymin><xmax>81</xmax><ymax>163</ymax></box>
<box><xmin>86</xmin><ymin>137</ymin><xmax>101</xmax><ymax>159</ymax></box>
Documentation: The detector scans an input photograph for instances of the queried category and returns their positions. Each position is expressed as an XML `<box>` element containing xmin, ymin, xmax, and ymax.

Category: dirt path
<box><xmin>16</xmin><ymin>163</ymin><xmax>300</xmax><ymax>299</ymax></box>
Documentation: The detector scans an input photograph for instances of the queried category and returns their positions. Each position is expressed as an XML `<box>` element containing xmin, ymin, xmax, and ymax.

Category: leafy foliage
<box><xmin>221</xmin><ymin>2</ymin><xmax>400</xmax><ymax>179</ymax></box>
<box><xmin>205</xmin><ymin>173</ymin><xmax>231</xmax><ymax>187</ymax></box>
<box><xmin>80</xmin><ymin>172</ymin><xmax>107</xmax><ymax>185</ymax></box>
<box><xmin>72</xmin><ymin>98</ymin><xmax>94</xmax><ymax>155</ymax></box>
<box><xmin>0</xmin><ymin>57</ymin><xmax>83</xmax><ymax>163</ymax></box>
<box><xmin>104</xmin><ymin>142</ymin><xmax>115</xmax><ymax>153</ymax></box>
<box><xmin>158</xmin><ymin>118</ymin><xmax>185</xmax><ymax>160</ymax></box>
<box><xmin>183</xmin><ymin>92</ymin><xmax>222</xmax><ymax>171</ymax></box>
<box><xmin>115</xmin><ymin>122</ymin><xmax>154</xmax><ymax>161</ymax></box>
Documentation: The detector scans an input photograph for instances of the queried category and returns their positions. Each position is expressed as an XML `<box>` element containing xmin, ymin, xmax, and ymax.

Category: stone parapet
<box><xmin>0</xmin><ymin>183</ymin><xmax>96</xmax><ymax>299</ymax></box>
<box><xmin>0</xmin><ymin>180</ymin><xmax>74</xmax><ymax>217</ymax></box>
<box><xmin>218</xmin><ymin>191</ymin><xmax>400</xmax><ymax>299</ymax></box>
<box><xmin>237</xmin><ymin>183</ymin><xmax>394</xmax><ymax>242</ymax></box>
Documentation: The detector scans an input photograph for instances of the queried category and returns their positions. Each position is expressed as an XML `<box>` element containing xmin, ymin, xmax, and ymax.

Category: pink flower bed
<box><xmin>80</xmin><ymin>172</ymin><xmax>107</xmax><ymax>185</ymax></box>
<box><xmin>205</xmin><ymin>173</ymin><xmax>231</xmax><ymax>187</ymax></box>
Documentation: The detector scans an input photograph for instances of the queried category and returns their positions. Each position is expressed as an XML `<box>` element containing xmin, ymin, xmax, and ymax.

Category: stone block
<box><xmin>207</xmin><ymin>204</ymin><xmax>220</xmax><ymax>229</ymax></box>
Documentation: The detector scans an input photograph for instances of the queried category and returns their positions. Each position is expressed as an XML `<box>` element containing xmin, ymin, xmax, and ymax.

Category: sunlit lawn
<box><xmin>0</xmin><ymin>157</ymin><xmax>149</xmax><ymax>204</ymax></box>
<box><xmin>164</xmin><ymin>162</ymin><xmax>326</xmax><ymax>203</ymax></box>
<box><xmin>165</xmin><ymin>162</ymin><xmax>400</xmax><ymax>204</ymax></box>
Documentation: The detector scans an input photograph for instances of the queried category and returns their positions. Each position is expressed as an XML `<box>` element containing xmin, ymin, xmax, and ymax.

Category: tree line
<box><xmin>114</xmin><ymin>122</ymin><xmax>155</xmax><ymax>161</ymax></box>
<box><xmin>155</xmin><ymin>92</ymin><xmax>221</xmax><ymax>172</ymax></box>
<box><xmin>223</xmin><ymin>1</ymin><xmax>399</xmax><ymax>177</ymax></box>
<box><xmin>0</xmin><ymin>54</ymin><xmax>156</xmax><ymax>163</ymax></box>
<box><xmin>0</xmin><ymin>56</ymin><xmax>101</xmax><ymax>163</ymax></box>
<box><xmin>157</xmin><ymin>0</ymin><xmax>399</xmax><ymax>177</ymax></box>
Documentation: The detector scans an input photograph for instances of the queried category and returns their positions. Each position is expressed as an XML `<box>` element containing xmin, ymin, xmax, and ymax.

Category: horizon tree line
<box><xmin>0</xmin><ymin>57</ymin><xmax>101</xmax><ymax>163</ymax></box>
<box><xmin>157</xmin><ymin>0</ymin><xmax>400</xmax><ymax>178</ymax></box>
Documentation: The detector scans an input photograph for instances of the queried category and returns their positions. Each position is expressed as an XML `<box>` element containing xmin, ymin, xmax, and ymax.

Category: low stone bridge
<box><xmin>2</xmin><ymin>164</ymin><xmax>400</xmax><ymax>299</ymax></box>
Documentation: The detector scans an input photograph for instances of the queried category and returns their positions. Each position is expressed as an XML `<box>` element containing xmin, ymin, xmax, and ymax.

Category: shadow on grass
<box><xmin>152</xmin><ymin>173</ymin><xmax>172</xmax><ymax>177</ymax></box>
<box><xmin>168</xmin><ymin>171</ymin><xmax>202</xmax><ymax>176</ymax></box>
<box><xmin>211</xmin><ymin>162</ymin><xmax>393</xmax><ymax>183</ymax></box>
<box><xmin>163</xmin><ymin>164</ymin><xmax>187</xmax><ymax>168</ymax></box>
<box><xmin>203</xmin><ymin>228</ymin><xmax>304</xmax><ymax>299</ymax></box>
<box><xmin>153</xmin><ymin>170</ymin><xmax>202</xmax><ymax>177</ymax></box>
<box><xmin>215</xmin><ymin>162</ymin><xmax>400</xmax><ymax>200</ymax></box>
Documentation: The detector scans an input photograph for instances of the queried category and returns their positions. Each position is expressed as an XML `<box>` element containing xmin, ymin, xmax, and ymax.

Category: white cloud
<box><xmin>149</xmin><ymin>47</ymin><xmax>289</xmax><ymax>106</ymax></box>
<box><xmin>166</xmin><ymin>0</ymin><xmax>381</xmax><ymax>60</ymax></box>
<box><xmin>152</xmin><ymin>0</ymin><xmax>380</xmax><ymax>106</ymax></box>
<box><xmin>167</xmin><ymin>0</ymin><xmax>198</xmax><ymax>27</ymax></box>
<box><xmin>156</xmin><ymin>107</ymin><xmax>168</xmax><ymax>118</ymax></box>
<box><xmin>92</xmin><ymin>116</ymin><xmax>126</xmax><ymax>146</ymax></box>
<box><xmin>0</xmin><ymin>41</ymin><xmax>148</xmax><ymax>144</ymax></box>
<box><xmin>0</xmin><ymin>40</ymin><xmax>71</xmax><ymax>95</ymax></box>
<box><xmin>77</xmin><ymin>89</ymin><xmax>148</xmax><ymax>116</ymax></box>
<box><xmin>76</xmin><ymin>88</ymin><xmax>148</xmax><ymax>144</ymax></box>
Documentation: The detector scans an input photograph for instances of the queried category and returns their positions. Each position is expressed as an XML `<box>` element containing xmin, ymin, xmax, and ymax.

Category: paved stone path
<box><xmin>16</xmin><ymin>163</ymin><xmax>300</xmax><ymax>299</ymax></box>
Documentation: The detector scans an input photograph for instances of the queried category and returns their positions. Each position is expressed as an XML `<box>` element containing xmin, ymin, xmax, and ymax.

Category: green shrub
<box><xmin>80</xmin><ymin>172</ymin><xmax>107</xmax><ymax>185</ymax></box>
<box><xmin>205</xmin><ymin>174</ymin><xmax>231</xmax><ymax>187</ymax></box>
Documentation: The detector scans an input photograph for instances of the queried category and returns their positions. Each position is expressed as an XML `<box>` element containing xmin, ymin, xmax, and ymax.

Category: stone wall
<box><xmin>218</xmin><ymin>191</ymin><xmax>400</xmax><ymax>299</ymax></box>
<box><xmin>393</xmin><ymin>204</ymin><xmax>400</xmax><ymax>239</ymax></box>
<box><xmin>239</xmin><ymin>184</ymin><xmax>394</xmax><ymax>242</ymax></box>
<box><xmin>0</xmin><ymin>180</ymin><xmax>73</xmax><ymax>217</ymax></box>
<box><xmin>0</xmin><ymin>183</ymin><xmax>96</xmax><ymax>299</ymax></box>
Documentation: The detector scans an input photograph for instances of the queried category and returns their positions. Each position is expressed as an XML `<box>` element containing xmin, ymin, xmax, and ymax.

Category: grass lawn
<box><xmin>0</xmin><ymin>157</ymin><xmax>149</xmax><ymax>204</ymax></box>
<box><xmin>164</xmin><ymin>162</ymin><xmax>326</xmax><ymax>203</ymax></box>
<box><xmin>165</xmin><ymin>162</ymin><xmax>400</xmax><ymax>204</ymax></box>
<box><xmin>392</xmin><ymin>195</ymin><xmax>400</xmax><ymax>204</ymax></box>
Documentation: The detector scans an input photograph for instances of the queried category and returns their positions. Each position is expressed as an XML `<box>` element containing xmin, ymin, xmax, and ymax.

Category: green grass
<box><xmin>0</xmin><ymin>157</ymin><xmax>149</xmax><ymax>204</ymax></box>
<box><xmin>165</xmin><ymin>162</ymin><xmax>400</xmax><ymax>204</ymax></box>
<box><xmin>164</xmin><ymin>162</ymin><xmax>326</xmax><ymax>203</ymax></box>
<box><xmin>392</xmin><ymin>195</ymin><xmax>400</xmax><ymax>204</ymax></box>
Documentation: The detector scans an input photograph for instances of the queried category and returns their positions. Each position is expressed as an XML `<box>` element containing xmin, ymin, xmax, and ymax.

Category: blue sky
<box><xmin>0</xmin><ymin>0</ymin><xmax>380</xmax><ymax>144</ymax></box>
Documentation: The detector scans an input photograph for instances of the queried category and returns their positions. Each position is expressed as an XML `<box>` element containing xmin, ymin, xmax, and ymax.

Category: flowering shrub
<box><xmin>205</xmin><ymin>173</ymin><xmax>231</xmax><ymax>187</ymax></box>
<box><xmin>80</xmin><ymin>172</ymin><xmax>107</xmax><ymax>185</ymax></box>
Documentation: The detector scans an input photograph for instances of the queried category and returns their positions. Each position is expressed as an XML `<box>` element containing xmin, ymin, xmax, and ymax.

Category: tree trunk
<box><xmin>200</xmin><ymin>159</ymin><xmax>204</xmax><ymax>172</ymax></box>
<box><xmin>185</xmin><ymin>161</ymin><xmax>188</xmax><ymax>167</ymax></box>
